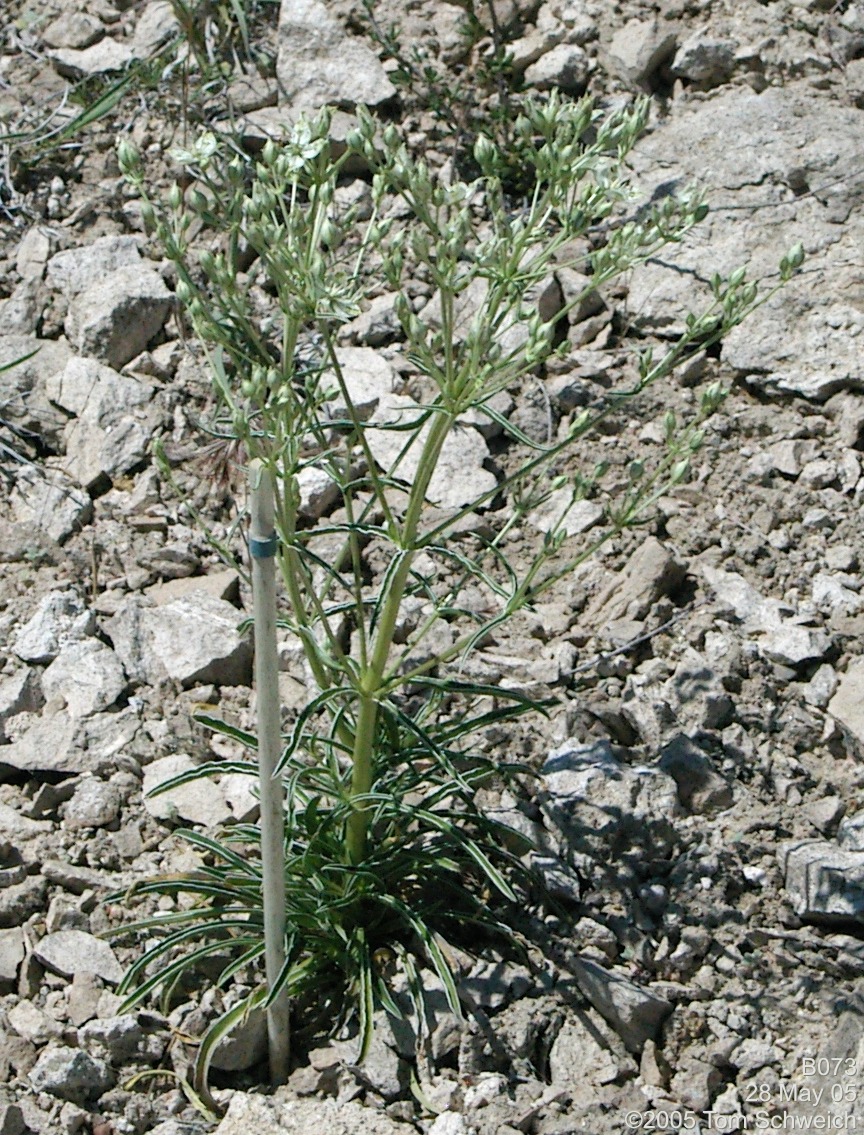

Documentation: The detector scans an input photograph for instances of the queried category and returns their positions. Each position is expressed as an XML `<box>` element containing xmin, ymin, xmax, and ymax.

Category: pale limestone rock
<box><xmin>760</xmin><ymin>624</ymin><xmax>831</xmax><ymax>668</ymax></box>
<box><xmin>106</xmin><ymin>592</ymin><xmax>252</xmax><ymax>687</ymax></box>
<box><xmin>51</xmin><ymin>39</ymin><xmax>135</xmax><ymax>78</ymax></box>
<box><xmin>16</xmin><ymin>226</ymin><xmax>52</xmax><ymax>280</ymax></box>
<box><xmin>626</xmin><ymin>87</ymin><xmax>864</xmax><ymax>400</ymax></box>
<box><xmin>41</xmin><ymin>639</ymin><xmax>127</xmax><ymax>718</ymax></box>
<box><xmin>143</xmin><ymin>754</ymin><xmax>233</xmax><ymax>827</ymax></box>
<box><xmin>658</xmin><ymin>734</ymin><xmax>733</xmax><ymax>814</ymax></box>
<box><xmin>146</xmin><ymin>569</ymin><xmax>241</xmax><ymax>606</ymax></box>
<box><xmin>296</xmin><ymin>465</ymin><xmax>340</xmax><ymax>519</ymax></box>
<box><xmin>524</xmin><ymin>43</ymin><xmax>590</xmax><ymax>91</ymax></box>
<box><xmin>365</xmin><ymin>393</ymin><xmax>497</xmax><ymax>510</ymax></box>
<box><xmin>47</xmin><ymin>236</ymin><xmax>143</xmax><ymax>297</ymax></box>
<box><xmin>210</xmin><ymin>1009</ymin><xmax>267</xmax><ymax>1072</ymax></box>
<box><xmin>0</xmin><ymin>803</ymin><xmax>52</xmax><ymax>843</ymax></box>
<box><xmin>587</xmin><ymin>538</ymin><xmax>686</xmax><ymax>628</ymax></box>
<box><xmin>35</xmin><ymin>930</ymin><xmax>124</xmax><ymax>984</ymax></box>
<box><xmin>327</xmin><ymin>346</ymin><xmax>396</xmax><ymax>420</ymax></box>
<box><xmin>339</xmin><ymin>293</ymin><xmax>401</xmax><ymax>346</ymax></box>
<box><xmin>671</xmin><ymin>32</ymin><xmax>736</xmax><ymax>88</ymax></box>
<box><xmin>276</xmin><ymin>0</ymin><xmax>396</xmax><ymax>111</ymax></box>
<box><xmin>0</xmin><ymin>707</ymin><xmax>139</xmax><ymax>777</ymax></box>
<box><xmin>132</xmin><ymin>0</ymin><xmax>179</xmax><ymax>55</ymax></box>
<box><xmin>548</xmin><ymin>1011</ymin><xmax>628</xmax><ymax>1101</ymax></box>
<box><xmin>570</xmin><ymin>954</ymin><xmax>671</xmax><ymax>1053</ymax></box>
<box><xmin>41</xmin><ymin>12</ymin><xmax>104</xmax><ymax>50</ymax></box>
<box><xmin>529</xmin><ymin>492</ymin><xmax>603</xmax><ymax>537</ymax></box>
<box><xmin>605</xmin><ymin>19</ymin><xmax>677</xmax><ymax>87</ymax></box>
<box><xmin>829</xmin><ymin>658</ymin><xmax>864</xmax><ymax>749</ymax></box>
<box><xmin>213</xmin><ymin>1089</ymin><xmax>413</xmax><ymax>1134</ymax></box>
<box><xmin>9</xmin><ymin>466</ymin><xmax>93</xmax><ymax>545</ymax></box>
<box><xmin>541</xmin><ymin>738</ymin><xmax>680</xmax><ymax>856</ymax></box>
<box><xmin>29</xmin><ymin>1045</ymin><xmax>113</xmax><ymax>1102</ymax></box>
<box><xmin>65</xmin><ymin>266</ymin><xmax>172</xmax><ymax>369</ymax></box>
<box><xmin>13</xmin><ymin>590</ymin><xmax>95</xmax><ymax>664</ymax></box>
<box><xmin>0</xmin><ymin>669</ymin><xmax>44</xmax><ymax>742</ymax></box>
<box><xmin>780</xmin><ymin>840</ymin><xmax>864</xmax><ymax>923</ymax></box>
<box><xmin>0</xmin><ymin>927</ymin><xmax>25</xmax><ymax>985</ymax></box>
<box><xmin>62</xmin><ymin>777</ymin><xmax>124</xmax><ymax>830</ymax></box>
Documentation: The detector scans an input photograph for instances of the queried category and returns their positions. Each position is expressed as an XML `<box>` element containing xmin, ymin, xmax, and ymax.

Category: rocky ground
<box><xmin>2</xmin><ymin>0</ymin><xmax>864</xmax><ymax>1133</ymax></box>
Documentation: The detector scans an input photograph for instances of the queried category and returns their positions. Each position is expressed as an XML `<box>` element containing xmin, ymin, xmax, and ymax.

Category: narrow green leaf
<box><xmin>194</xmin><ymin>986</ymin><xmax>269</xmax><ymax>1116</ymax></box>
<box><xmin>369</xmin><ymin>548</ymin><xmax>412</xmax><ymax>637</ymax></box>
<box><xmin>277</xmin><ymin>685</ymin><xmax>355</xmax><ymax>773</ymax></box>
<box><xmin>144</xmin><ymin>760</ymin><xmax>256</xmax><ymax>798</ymax></box>
<box><xmin>216</xmin><ymin>940</ymin><xmax>265</xmax><ymax>987</ymax></box>
<box><xmin>377</xmin><ymin>895</ymin><xmax>462</xmax><ymax>1018</ymax></box>
<box><xmin>193</xmin><ymin>713</ymin><xmax>259</xmax><ymax>750</ymax></box>
<box><xmin>179</xmin><ymin>830</ymin><xmax>263</xmax><ymax>877</ymax></box>
<box><xmin>55</xmin><ymin>68</ymin><xmax>139</xmax><ymax>138</ymax></box>
<box><xmin>264</xmin><ymin>951</ymin><xmax>316</xmax><ymax>1008</ymax></box>
<box><xmin>118</xmin><ymin>937</ymin><xmax>240</xmax><ymax>1011</ymax></box>
<box><xmin>0</xmin><ymin>348</ymin><xmax>40</xmax><ymax>373</ymax></box>
<box><xmin>356</xmin><ymin>930</ymin><xmax>374</xmax><ymax>1063</ymax></box>
<box><xmin>412</xmin><ymin>807</ymin><xmax>517</xmax><ymax>901</ymax></box>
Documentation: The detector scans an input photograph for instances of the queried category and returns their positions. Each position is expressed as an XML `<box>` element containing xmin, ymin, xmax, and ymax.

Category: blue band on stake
<box><xmin>249</xmin><ymin>533</ymin><xmax>279</xmax><ymax>559</ymax></box>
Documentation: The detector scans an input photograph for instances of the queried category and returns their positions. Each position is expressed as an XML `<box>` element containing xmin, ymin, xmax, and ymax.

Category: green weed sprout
<box><xmin>114</xmin><ymin>94</ymin><xmax>802</xmax><ymax>1105</ymax></box>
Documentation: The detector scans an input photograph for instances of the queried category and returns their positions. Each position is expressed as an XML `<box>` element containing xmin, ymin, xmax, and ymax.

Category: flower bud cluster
<box><xmin>112</xmin><ymin>88</ymin><xmax>800</xmax><ymax>580</ymax></box>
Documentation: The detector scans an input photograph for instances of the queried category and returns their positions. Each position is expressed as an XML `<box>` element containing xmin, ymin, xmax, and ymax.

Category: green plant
<box><xmin>361</xmin><ymin>0</ymin><xmax>519</xmax><ymax>178</ymax></box>
<box><xmin>0</xmin><ymin>0</ymin><xmax>276</xmax><ymax>215</ymax></box>
<box><xmin>0</xmin><ymin>67</ymin><xmax>143</xmax><ymax>213</ymax></box>
<box><xmin>0</xmin><ymin>348</ymin><xmax>41</xmax><ymax>470</ymax></box>
<box><xmin>114</xmin><ymin>93</ymin><xmax>802</xmax><ymax>1104</ymax></box>
<box><xmin>169</xmin><ymin>0</ymin><xmax>277</xmax><ymax>82</ymax></box>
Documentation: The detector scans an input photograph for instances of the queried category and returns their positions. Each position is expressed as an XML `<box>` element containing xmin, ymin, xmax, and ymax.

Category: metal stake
<box><xmin>249</xmin><ymin>459</ymin><xmax>290</xmax><ymax>1084</ymax></box>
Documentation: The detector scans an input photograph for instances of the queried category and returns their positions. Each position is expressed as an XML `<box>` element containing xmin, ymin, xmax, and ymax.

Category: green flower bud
<box><xmin>701</xmin><ymin>381</ymin><xmax>725</xmax><ymax>412</ymax></box>
<box><xmin>168</xmin><ymin>183</ymin><xmax>183</xmax><ymax>211</ymax></box>
<box><xmin>670</xmin><ymin>458</ymin><xmax>690</xmax><ymax>485</ymax></box>
<box><xmin>175</xmin><ymin>278</ymin><xmax>194</xmax><ymax>304</ymax></box>
<box><xmin>355</xmin><ymin>105</ymin><xmax>376</xmax><ymax>141</ymax></box>
<box><xmin>188</xmin><ymin>187</ymin><xmax>209</xmax><ymax>214</ymax></box>
<box><xmin>571</xmin><ymin>409</ymin><xmax>592</xmax><ymax>434</ymax></box>
<box><xmin>140</xmin><ymin>199</ymin><xmax>156</xmax><ymax>231</ymax></box>
<box><xmin>313</xmin><ymin>106</ymin><xmax>332</xmax><ymax>138</ymax></box>
<box><xmin>320</xmin><ymin>219</ymin><xmax>341</xmax><ymax>248</ymax></box>
<box><xmin>638</xmin><ymin>347</ymin><xmax>654</xmax><ymax>379</ymax></box>
<box><xmin>473</xmin><ymin>134</ymin><xmax>496</xmax><ymax>168</ymax></box>
<box><xmin>116</xmin><ymin>138</ymin><xmax>140</xmax><ymax>176</ymax></box>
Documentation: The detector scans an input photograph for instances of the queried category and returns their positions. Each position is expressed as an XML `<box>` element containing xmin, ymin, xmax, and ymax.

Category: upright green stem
<box><xmin>344</xmin><ymin>411</ymin><xmax>454</xmax><ymax>864</ymax></box>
